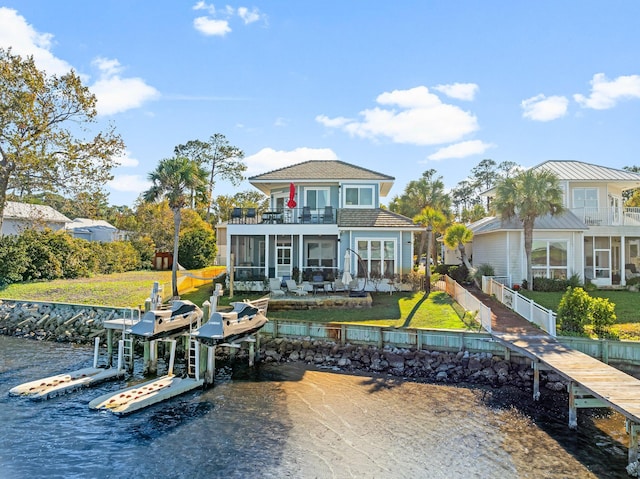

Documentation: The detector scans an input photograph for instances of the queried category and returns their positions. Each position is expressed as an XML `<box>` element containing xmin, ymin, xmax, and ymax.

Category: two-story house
<box><xmin>468</xmin><ymin>160</ymin><xmax>640</xmax><ymax>288</ymax></box>
<box><xmin>219</xmin><ymin>160</ymin><xmax>421</xmax><ymax>288</ymax></box>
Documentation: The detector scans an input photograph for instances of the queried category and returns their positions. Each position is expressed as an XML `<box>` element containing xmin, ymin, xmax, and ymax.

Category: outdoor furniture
<box><xmin>333</xmin><ymin>279</ymin><xmax>346</xmax><ymax>293</ymax></box>
<box><xmin>269</xmin><ymin>278</ymin><xmax>285</xmax><ymax>297</ymax></box>
<box><xmin>285</xmin><ymin>279</ymin><xmax>308</xmax><ymax>296</ymax></box>
<box><xmin>300</xmin><ymin>206</ymin><xmax>312</xmax><ymax>223</ymax></box>
<box><xmin>245</xmin><ymin>208</ymin><xmax>257</xmax><ymax>223</ymax></box>
<box><xmin>230</xmin><ymin>207</ymin><xmax>243</xmax><ymax>223</ymax></box>
<box><xmin>321</xmin><ymin>206</ymin><xmax>334</xmax><ymax>223</ymax></box>
<box><xmin>262</xmin><ymin>211</ymin><xmax>283</xmax><ymax>224</ymax></box>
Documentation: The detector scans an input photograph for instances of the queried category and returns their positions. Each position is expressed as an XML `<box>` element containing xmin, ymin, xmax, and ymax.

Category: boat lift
<box><xmin>9</xmin><ymin>337</ymin><xmax>126</xmax><ymax>400</ymax></box>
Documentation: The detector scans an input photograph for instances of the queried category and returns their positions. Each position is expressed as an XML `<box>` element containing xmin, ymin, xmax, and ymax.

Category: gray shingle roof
<box><xmin>338</xmin><ymin>209</ymin><xmax>421</xmax><ymax>229</ymax></box>
<box><xmin>3</xmin><ymin>201</ymin><xmax>71</xmax><ymax>223</ymax></box>
<box><xmin>468</xmin><ymin>211</ymin><xmax>588</xmax><ymax>235</ymax></box>
<box><xmin>249</xmin><ymin>160</ymin><xmax>394</xmax><ymax>182</ymax></box>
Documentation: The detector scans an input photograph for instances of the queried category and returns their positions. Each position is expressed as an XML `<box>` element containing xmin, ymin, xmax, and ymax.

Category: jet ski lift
<box><xmin>9</xmin><ymin>337</ymin><xmax>126</xmax><ymax>400</ymax></box>
<box><xmin>88</xmin><ymin>338</ymin><xmax>204</xmax><ymax>415</ymax></box>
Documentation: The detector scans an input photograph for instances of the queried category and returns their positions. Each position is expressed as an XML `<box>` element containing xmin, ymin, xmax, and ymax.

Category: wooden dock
<box><xmin>468</xmin><ymin>287</ymin><xmax>640</xmax><ymax>471</ymax></box>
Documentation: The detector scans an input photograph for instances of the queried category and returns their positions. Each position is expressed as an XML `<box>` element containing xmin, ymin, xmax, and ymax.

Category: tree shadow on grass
<box><xmin>400</xmin><ymin>291</ymin><xmax>430</xmax><ymax>328</ymax></box>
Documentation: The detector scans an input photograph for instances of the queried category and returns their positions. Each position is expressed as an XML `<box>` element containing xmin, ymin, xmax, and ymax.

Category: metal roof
<box><xmin>249</xmin><ymin>160</ymin><xmax>395</xmax><ymax>196</ymax></box>
<box><xmin>3</xmin><ymin>201</ymin><xmax>71</xmax><ymax>223</ymax></box>
<box><xmin>535</xmin><ymin>160</ymin><xmax>640</xmax><ymax>184</ymax></box>
<box><xmin>468</xmin><ymin>211</ymin><xmax>589</xmax><ymax>235</ymax></box>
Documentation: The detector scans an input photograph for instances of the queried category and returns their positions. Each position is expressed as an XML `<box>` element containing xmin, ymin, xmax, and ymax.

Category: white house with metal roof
<box><xmin>65</xmin><ymin>218</ymin><xmax>123</xmax><ymax>242</ymax></box>
<box><xmin>220</xmin><ymin>160</ymin><xmax>421</xmax><ymax>288</ymax></box>
<box><xmin>1</xmin><ymin>201</ymin><xmax>71</xmax><ymax>236</ymax></box>
<box><xmin>469</xmin><ymin>160</ymin><xmax>640</xmax><ymax>288</ymax></box>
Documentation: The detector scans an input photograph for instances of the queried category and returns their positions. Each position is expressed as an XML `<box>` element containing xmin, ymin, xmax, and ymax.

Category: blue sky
<box><xmin>2</xmin><ymin>1</ymin><xmax>640</xmax><ymax>207</ymax></box>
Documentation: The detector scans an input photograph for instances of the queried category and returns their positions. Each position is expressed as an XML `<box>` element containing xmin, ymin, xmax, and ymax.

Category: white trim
<box><xmin>342</xmin><ymin>185</ymin><xmax>375</xmax><ymax>208</ymax></box>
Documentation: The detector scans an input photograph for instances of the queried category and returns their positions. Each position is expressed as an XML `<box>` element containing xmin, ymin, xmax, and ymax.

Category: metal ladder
<box><xmin>122</xmin><ymin>332</ymin><xmax>134</xmax><ymax>370</ymax></box>
<box><xmin>187</xmin><ymin>338</ymin><xmax>199</xmax><ymax>378</ymax></box>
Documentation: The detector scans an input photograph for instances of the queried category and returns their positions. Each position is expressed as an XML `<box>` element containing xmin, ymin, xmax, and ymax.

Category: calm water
<box><xmin>0</xmin><ymin>335</ymin><xmax>631</xmax><ymax>478</ymax></box>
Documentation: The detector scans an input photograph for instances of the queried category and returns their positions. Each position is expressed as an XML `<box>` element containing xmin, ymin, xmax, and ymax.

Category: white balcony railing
<box><xmin>570</xmin><ymin>207</ymin><xmax>640</xmax><ymax>227</ymax></box>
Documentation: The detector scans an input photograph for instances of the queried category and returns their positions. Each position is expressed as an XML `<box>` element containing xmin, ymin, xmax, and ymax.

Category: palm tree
<box><xmin>143</xmin><ymin>156</ymin><xmax>208</xmax><ymax>298</ymax></box>
<box><xmin>413</xmin><ymin>207</ymin><xmax>446</xmax><ymax>293</ymax></box>
<box><xmin>492</xmin><ymin>169</ymin><xmax>564</xmax><ymax>289</ymax></box>
<box><xmin>444</xmin><ymin>224</ymin><xmax>474</xmax><ymax>272</ymax></box>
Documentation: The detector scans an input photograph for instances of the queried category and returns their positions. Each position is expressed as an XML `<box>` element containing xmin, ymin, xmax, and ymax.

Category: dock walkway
<box><xmin>466</xmin><ymin>285</ymin><xmax>640</xmax><ymax>469</ymax></box>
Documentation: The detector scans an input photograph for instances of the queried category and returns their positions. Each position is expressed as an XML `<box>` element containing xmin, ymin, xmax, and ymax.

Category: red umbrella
<box><xmin>287</xmin><ymin>182</ymin><xmax>297</xmax><ymax>208</ymax></box>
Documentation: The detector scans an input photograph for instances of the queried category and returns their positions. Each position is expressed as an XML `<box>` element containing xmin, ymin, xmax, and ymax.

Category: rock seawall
<box><xmin>0</xmin><ymin>300</ymin><xmax>126</xmax><ymax>343</ymax></box>
<box><xmin>232</xmin><ymin>337</ymin><xmax>568</xmax><ymax>392</ymax></box>
<box><xmin>0</xmin><ymin>300</ymin><xmax>567</xmax><ymax>392</ymax></box>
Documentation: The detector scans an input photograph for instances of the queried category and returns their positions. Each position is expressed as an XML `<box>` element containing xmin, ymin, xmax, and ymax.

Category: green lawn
<box><xmin>0</xmin><ymin>272</ymin><xmax>473</xmax><ymax>331</ymax></box>
<box><xmin>522</xmin><ymin>289</ymin><xmax>640</xmax><ymax>340</ymax></box>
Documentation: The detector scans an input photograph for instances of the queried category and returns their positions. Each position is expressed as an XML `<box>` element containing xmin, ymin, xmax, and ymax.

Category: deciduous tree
<box><xmin>0</xmin><ymin>48</ymin><xmax>124</xmax><ymax>233</ymax></box>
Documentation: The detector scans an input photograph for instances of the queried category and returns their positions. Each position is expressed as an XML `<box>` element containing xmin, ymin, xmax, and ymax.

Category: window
<box><xmin>305</xmin><ymin>188</ymin><xmax>329</xmax><ymax>210</ymax></box>
<box><xmin>344</xmin><ymin>186</ymin><xmax>374</xmax><ymax>207</ymax></box>
<box><xmin>531</xmin><ymin>240</ymin><xmax>568</xmax><ymax>279</ymax></box>
<box><xmin>306</xmin><ymin>240</ymin><xmax>335</xmax><ymax>268</ymax></box>
<box><xmin>573</xmin><ymin>188</ymin><xmax>598</xmax><ymax>209</ymax></box>
<box><xmin>356</xmin><ymin>239</ymin><xmax>396</xmax><ymax>277</ymax></box>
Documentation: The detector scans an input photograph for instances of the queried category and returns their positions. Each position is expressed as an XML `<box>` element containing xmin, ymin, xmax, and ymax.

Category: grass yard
<box><xmin>522</xmin><ymin>289</ymin><xmax>640</xmax><ymax>340</ymax></box>
<box><xmin>0</xmin><ymin>271</ymin><xmax>173</xmax><ymax>308</ymax></box>
<box><xmin>0</xmin><ymin>271</ymin><xmax>475</xmax><ymax>331</ymax></box>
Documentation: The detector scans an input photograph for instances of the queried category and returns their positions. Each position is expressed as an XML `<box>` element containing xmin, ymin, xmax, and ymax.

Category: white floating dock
<box><xmin>9</xmin><ymin>337</ymin><xmax>126</xmax><ymax>400</ymax></box>
<box><xmin>88</xmin><ymin>375</ymin><xmax>204</xmax><ymax>415</ymax></box>
<box><xmin>9</xmin><ymin>367</ymin><xmax>125</xmax><ymax>400</ymax></box>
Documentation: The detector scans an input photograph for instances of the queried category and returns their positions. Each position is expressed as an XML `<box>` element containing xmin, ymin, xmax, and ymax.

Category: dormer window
<box><xmin>344</xmin><ymin>186</ymin><xmax>374</xmax><ymax>207</ymax></box>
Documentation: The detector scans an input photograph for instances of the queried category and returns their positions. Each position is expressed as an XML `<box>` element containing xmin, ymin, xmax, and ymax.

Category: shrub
<box><xmin>0</xmin><ymin>235</ymin><xmax>28</xmax><ymax>287</ymax></box>
<box><xmin>591</xmin><ymin>297</ymin><xmax>616</xmax><ymax>337</ymax></box>
<box><xmin>473</xmin><ymin>263</ymin><xmax>494</xmax><ymax>283</ymax></box>
<box><xmin>557</xmin><ymin>287</ymin><xmax>591</xmax><ymax>334</ymax></box>
<box><xmin>557</xmin><ymin>286</ymin><xmax>617</xmax><ymax>338</ymax></box>
<box><xmin>178</xmin><ymin>228</ymin><xmax>217</xmax><ymax>270</ymax></box>
<box><xmin>448</xmin><ymin>264</ymin><xmax>471</xmax><ymax>284</ymax></box>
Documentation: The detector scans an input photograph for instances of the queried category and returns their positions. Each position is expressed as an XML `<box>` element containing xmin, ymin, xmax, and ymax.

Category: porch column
<box><xmin>265</xmin><ymin>234</ymin><xmax>270</xmax><ymax>279</ymax></box>
<box><xmin>621</xmin><ymin>235</ymin><xmax>627</xmax><ymax>286</ymax></box>
<box><xmin>298</xmin><ymin>233</ymin><xmax>304</xmax><ymax>275</ymax></box>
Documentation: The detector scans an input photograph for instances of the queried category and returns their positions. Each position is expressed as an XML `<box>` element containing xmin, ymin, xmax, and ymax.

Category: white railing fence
<box><xmin>482</xmin><ymin>276</ymin><xmax>557</xmax><ymax>337</ymax></box>
<box><xmin>439</xmin><ymin>276</ymin><xmax>492</xmax><ymax>333</ymax></box>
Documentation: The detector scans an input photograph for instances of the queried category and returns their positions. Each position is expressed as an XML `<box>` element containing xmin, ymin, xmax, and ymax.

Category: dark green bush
<box><xmin>533</xmin><ymin>273</ymin><xmax>584</xmax><ymax>292</ymax></box>
<box><xmin>473</xmin><ymin>263</ymin><xmax>494</xmax><ymax>283</ymax></box>
<box><xmin>178</xmin><ymin>228</ymin><xmax>216</xmax><ymax>270</ymax></box>
<box><xmin>448</xmin><ymin>264</ymin><xmax>470</xmax><ymax>284</ymax></box>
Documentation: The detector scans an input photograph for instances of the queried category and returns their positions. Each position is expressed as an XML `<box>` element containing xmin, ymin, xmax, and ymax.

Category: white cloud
<box><xmin>244</xmin><ymin>147</ymin><xmax>339</xmax><ymax>175</ymax></box>
<box><xmin>90</xmin><ymin>57</ymin><xmax>160</xmax><ymax>116</ymax></box>
<box><xmin>113</xmin><ymin>149</ymin><xmax>139</xmax><ymax>168</ymax></box>
<box><xmin>427</xmin><ymin>140</ymin><xmax>494</xmax><ymax>161</ymax></box>
<box><xmin>238</xmin><ymin>7</ymin><xmax>261</xmax><ymax>24</ymax></box>
<box><xmin>574</xmin><ymin>73</ymin><xmax>640</xmax><ymax>110</ymax></box>
<box><xmin>108</xmin><ymin>174</ymin><xmax>150</xmax><ymax>193</ymax></box>
<box><xmin>316</xmin><ymin>114</ymin><xmax>352</xmax><ymax>128</ymax></box>
<box><xmin>192</xmin><ymin>1</ymin><xmax>216</xmax><ymax>14</ymax></box>
<box><xmin>433</xmin><ymin>82</ymin><xmax>478</xmax><ymax>101</ymax></box>
<box><xmin>192</xmin><ymin>3</ymin><xmax>264</xmax><ymax>35</ymax></box>
<box><xmin>318</xmin><ymin>86</ymin><xmax>478</xmax><ymax>146</ymax></box>
<box><xmin>521</xmin><ymin>94</ymin><xmax>569</xmax><ymax>121</ymax></box>
<box><xmin>0</xmin><ymin>8</ymin><xmax>158</xmax><ymax>116</ymax></box>
<box><xmin>0</xmin><ymin>7</ymin><xmax>73</xmax><ymax>76</ymax></box>
<box><xmin>193</xmin><ymin>16</ymin><xmax>231</xmax><ymax>36</ymax></box>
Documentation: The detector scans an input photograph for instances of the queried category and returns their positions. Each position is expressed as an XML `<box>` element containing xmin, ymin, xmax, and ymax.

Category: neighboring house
<box><xmin>1</xmin><ymin>201</ymin><xmax>71</xmax><ymax>236</ymax></box>
<box><xmin>218</xmin><ymin>160</ymin><xmax>421</xmax><ymax>287</ymax></box>
<box><xmin>66</xmin><ymin>218</ymin><xmax>123</xmax><ymax>242</ymax></box>
<box><xmin>468</xmin><ymin>160</ymin><xmax>640</xmax><ymax>288</ymax></box>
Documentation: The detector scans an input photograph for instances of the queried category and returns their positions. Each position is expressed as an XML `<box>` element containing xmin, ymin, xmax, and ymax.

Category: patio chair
<box><xmin>230</xmin><ymin>207</ymin><xmax>243</xmax><ymax>223</ymax></box>
<box><xmin>269</xmin><ymin>278</ymin><xmax>285</xmax><ymax>297</ymax></box>
<box><xmin>300</xmin><ymin>206</ymin><xmax>312</xmax><ymax>223</ymax></box>
<box><xmin>285</xmin><ymin>279</ymin><xmax>308</xmax><ymax>296</ymax></box>
<box><xmin>245</xmin><ymin>208</ymin><xmax>257</xmax><ymax>223</ymax></box>
<box><xmin>333</xmin><ymin>278</ymin><xmax>346</xmax><ymax>293</ymax></box>
<box><xmin>322</xmin><ymin>206</ymin><xmax>334</xmax><ymax>223</ymax></box>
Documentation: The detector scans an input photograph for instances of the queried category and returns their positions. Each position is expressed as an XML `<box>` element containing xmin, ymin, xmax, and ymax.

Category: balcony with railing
<box><xmin>570</xmin><ymin>207</ymin><xmax>640</xmax><ymax>227</ymax></box>
<box><xmin>227</xmin><ymin>206</ymin><xmax>337</xmax><ymax>225</ymax></box>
